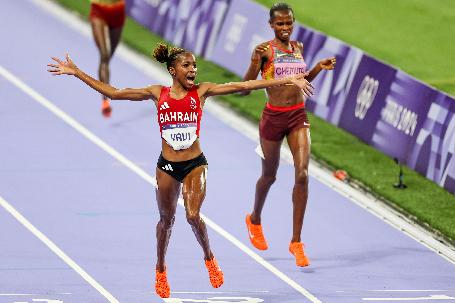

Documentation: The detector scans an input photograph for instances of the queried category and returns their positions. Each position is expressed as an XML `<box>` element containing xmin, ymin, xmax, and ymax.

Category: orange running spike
<box><xmin>205</xmin><ymin>256</ymin><xmax>224</xmax><ymax>288</ymax></box>
<box><xmin>289</xmin><ymin>242</ymin><xmax>310</xmax><ymax>267</ymax></box>
<box><xmin>245</xmin><ymin>214</ymin><xmax>268</xmax><ymax>250</ymax></box>
<box><xmin>101</xmin><ymin>98</ymin><xmax>112</xmax><ymax>118</ymax></box>
<box><xmin>155</xmin><ymin>268</ymin><xmax>170</xmax><ymax>298</ymax></box>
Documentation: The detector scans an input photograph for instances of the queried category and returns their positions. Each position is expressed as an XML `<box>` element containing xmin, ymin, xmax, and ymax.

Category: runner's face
<box><xmin>173</xmin><ymin>53</ymin><xmax>197</xmax><ymax>89</ymax></box>
<box><xmin>270</xmin><ymin>10</ymin><xmax>294</xmax><ymax>42</ymax></box>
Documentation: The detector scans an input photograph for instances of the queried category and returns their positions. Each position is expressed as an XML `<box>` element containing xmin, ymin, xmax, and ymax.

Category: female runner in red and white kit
<box><xmin>47</xmin><ymin>43</ymin><xmax>314</xmax><ymax>298</ymax></box>
<box><xmin>242</xmin><ymin>2</ymin><xmax>336</xmax><ymax>267</ymax></box>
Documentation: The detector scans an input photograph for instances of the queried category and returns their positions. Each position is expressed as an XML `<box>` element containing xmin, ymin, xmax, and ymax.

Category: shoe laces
<box><xmin>250</xmin><ymin>224</ymin><xmax>265</xmax><ymax>241</ymax></box>
<box><xmin>291</xmin><ymin>242</ymin><xmax>305</xmax><ymax>258</ymax></box>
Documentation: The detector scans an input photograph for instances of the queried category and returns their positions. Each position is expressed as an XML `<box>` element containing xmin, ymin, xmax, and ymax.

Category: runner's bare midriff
<box><xmin>161</xmin><ymin>138</ymin><xmax>203</xmax><ymax>162</ymax></box>
<box><xmin>265</xmin><ymin>85</ymin><xmax>305</xmax><ymax>107</ymax></box>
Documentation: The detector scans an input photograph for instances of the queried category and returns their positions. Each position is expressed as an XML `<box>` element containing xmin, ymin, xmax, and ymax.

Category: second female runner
<box><xmin>242</xmin><ymin>2</ymin><xmax>336</xmax><ymax>267</ymax></box>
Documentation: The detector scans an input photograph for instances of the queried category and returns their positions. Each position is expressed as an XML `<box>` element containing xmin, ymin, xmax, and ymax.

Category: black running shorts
<box><xmin>157</xmin><ymin>153</ymin><xmax>208</xmax><ymax>182</ymax></box>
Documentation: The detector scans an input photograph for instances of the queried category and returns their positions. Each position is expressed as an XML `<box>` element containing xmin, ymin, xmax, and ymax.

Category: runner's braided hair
<box><xmin>269</xmin><ymin>2</ymin><xmax>294</xmax><ymax>20</ymax></box>
<box><xmin>153</xmin><ymin>43</ymin><xmax>188</xmax><ymax>70</ymax></box>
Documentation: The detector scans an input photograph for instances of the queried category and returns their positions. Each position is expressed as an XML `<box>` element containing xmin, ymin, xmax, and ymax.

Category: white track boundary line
<box><xmin>0</xmin><ymin>195</ymin><xmax>119</xmax><ymax>303</ymax></box>
<box><xmin>0</xmin><ymin>64</ymin><xmax>321</xmax><ymax>303</ymax></box>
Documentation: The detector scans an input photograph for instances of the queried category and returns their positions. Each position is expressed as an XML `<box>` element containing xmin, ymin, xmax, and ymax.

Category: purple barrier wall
<box><xmin>125</xmin><ymin>0</ymin><xmax>455</xmax><ymax>193</ymax></box>
<box><xmin>408</xmin><ymin>92</ymin><xmax>455</xmax><ymax>190</ymax></box>
<box><xmin>206</xmin><ymin>0</ymin><xmax>275</xmax><ymax>75</ymax></box>
<box><xmin>125</xmin><ymin>0</ymin><xmax>231</xmax><ymax>57</ymax></box>
<box><xmin>294</xmin><ymin>28</ymin><xmax>364</xmax><ymax>125</ymax></box>
<box><xmin>371</xmin><ymin>71</ymin><xmax>435</xmax><ymax>163</ymax></box>
<box><xmin>337</xmin><ymin>55</ymin><xmax>396</xmax><ymax>144</ymax></box>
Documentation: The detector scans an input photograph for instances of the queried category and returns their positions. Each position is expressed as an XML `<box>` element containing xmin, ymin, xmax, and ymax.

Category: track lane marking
<box><xmin>0</xmin><ymin>195</ymin><xmax>119</xmax><ymax>303</ymax></box>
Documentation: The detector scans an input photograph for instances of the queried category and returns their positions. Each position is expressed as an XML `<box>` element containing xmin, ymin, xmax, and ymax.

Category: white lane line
<box><xmin>0</xmin><ymin>294</ymin><xmax>38</xmax><ymax>296</ymax></box>
<box><xmin>0</xmin><ymin>196</ymin><xmax>118</xmax><ymax>303</ymax></box>
<box><xmin>0</xmin><ymin>294</ymin><xmax>38</xmax><ymax>297</ymax></box>
<box><xmin>0</xmin><ymin>293</ymin><xmax>72</xmax><ymax>296</ymax></box>
<box><xmin>368</xmin><ymin>290</ymin><xmax>452</xmax><ymax>293</ymax></box>
<box><xmin>164</xmin><ymin>298</ymin><xmax>264</xmax><ymax>303</ymax></box>
<box><xmin>128</xmin><ymin>291</ymin><xmax>269</xmax><ymax>294</ymax></box>
<box><xmin>337</xmin><ymin>290</ymin><xmax>454</xmax><ymax>293</ymax></box>
<box><xmin>172</xmin><ymin>291</ymin><xmax>270</xmax><ymax>294</ymax></box>
<box><xmin>362</xmin><ymin>295</ymin><xmax>455</xmax><ymax>301</ymax></box>
<box><xmin>0</xmin><ymin>65</ymin><xmax>321</xmax><ymax>303</ymax></box>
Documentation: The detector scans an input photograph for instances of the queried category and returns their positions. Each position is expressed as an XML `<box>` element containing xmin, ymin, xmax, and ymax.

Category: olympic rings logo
<box><xmin>355</xmin><ymin>75</ymin><xmax>379</xmax><ymax>120</ymax></box>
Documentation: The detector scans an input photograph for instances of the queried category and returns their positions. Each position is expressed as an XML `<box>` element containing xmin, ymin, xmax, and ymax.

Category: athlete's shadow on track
<box><xmin>306</xmin><ymin>248</ymin><xmax>405</xmax><ymax>271</ymax></box>
<box><xmin>263</xmin><ymin>257</ymin><xmax>316</xmax><ymax>273</ymax></box>
<box><xmin>263</xmin><ymin>247</ymin><xmax>410</xmax><ymax>273</ymax></box>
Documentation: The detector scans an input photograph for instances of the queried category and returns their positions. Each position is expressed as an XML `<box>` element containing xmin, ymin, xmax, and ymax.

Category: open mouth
<box><xmin>186</xmin><ymin>75</ymin><xmax>196</xmax><ymax>85</ymax></box>
<box><xmin>282</xmin><ymin>32</ymin><xmax>290</xmax><ymax>38</ymax></box>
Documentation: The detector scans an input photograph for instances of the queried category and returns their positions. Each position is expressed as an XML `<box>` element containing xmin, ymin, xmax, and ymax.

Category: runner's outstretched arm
<box><xmin>47</xmin><ymin>53</ymin><xmax>161</xmax><ymax>101</ymax></box>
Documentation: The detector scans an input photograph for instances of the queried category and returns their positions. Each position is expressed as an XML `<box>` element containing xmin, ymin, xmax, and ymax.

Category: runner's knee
<box><xmin>159</xmin><ymin>214</ymin><xmax>175</xmax><ymax>228</ymax></box>
<box><xmin>295</xmin><ymin>168</ymin><xmax>308</xmax><ymax>185</ymax></box>
<box><xmin>186</xmin><ymin>211</ymin><xmax>201</xmax><ymax>226</ymax></box>
<box><xmin>261</xmin><ymin>174</ymin><xmax>276</xmax><ymax>186</ymax></box>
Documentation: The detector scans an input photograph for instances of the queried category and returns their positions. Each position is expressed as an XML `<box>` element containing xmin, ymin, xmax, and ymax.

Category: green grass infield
<box><xmin>52</xmin><ymin>0</ymin><xmax>455</xmax><ymax>243</ymax></box>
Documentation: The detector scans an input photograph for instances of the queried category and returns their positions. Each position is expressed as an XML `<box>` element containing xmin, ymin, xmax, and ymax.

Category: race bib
<box><xmin>162</xmin><ymin>123</ymin><xmax>198</xmax><ymax>150</ymax></box>
<box><xmin>274</xmin><ymin>62</ymin><xmax>306</xmax><ymax>79</ymax></box>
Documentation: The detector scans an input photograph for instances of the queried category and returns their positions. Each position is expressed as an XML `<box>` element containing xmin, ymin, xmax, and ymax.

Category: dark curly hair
<box><xmin>269</xmin><ymin>2</ymin><xmax>294</xmax><ymax>20</ymax></box>
<box><xmin>152</xmin><ymin>43</ymin><xmax>188</xmax><ymax>70</ymax></box>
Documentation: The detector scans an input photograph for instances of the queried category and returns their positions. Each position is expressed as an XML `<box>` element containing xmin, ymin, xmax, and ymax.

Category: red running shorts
<box><xmin>89</xmin><ymin>1</ymin><xmax>126</xmax><ymax>29</ymax></box>
<box><xmin>259</xmin><ymin>103</ymin><xmax>310</xmax><ymax>141</ymax></box>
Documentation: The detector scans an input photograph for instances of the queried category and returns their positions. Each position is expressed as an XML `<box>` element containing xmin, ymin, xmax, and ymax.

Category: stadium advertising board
<box><xmin>338</xmin><ymin>55</ymin><xmax>397</xmax><ymax>143</ymax></box>
<box><xmin>295</xmin><ymin>27</ymin><xmax>364</xmax><ymax>125</ymax></box>
<box><xmin>207</xmin><ymin>0</ymin><xmax>275</xmax><ymax>75</ymax></box>
<box><xmin>370</xmin><ymin>70</ymin><xmax>434</xmax><ymax>163</ymax></box>
<box><xmin>408</xmin><ymin>92</ymin><xmax>455</xmax><ymax>190</ymax></box>
<box><xmin>125</xmin><ymin>0</ymin><xmax>230</xmax><ymax>57</ymax></box>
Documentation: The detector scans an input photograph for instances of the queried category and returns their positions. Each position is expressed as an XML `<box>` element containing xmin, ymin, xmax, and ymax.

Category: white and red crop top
<box><xmin>157</xmin><ymin>86</ymin><xmax>203</xmax><ymax>151</ymax></box>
